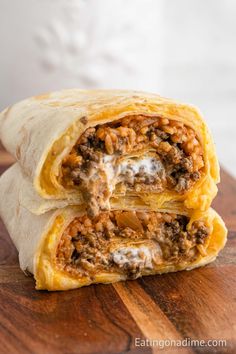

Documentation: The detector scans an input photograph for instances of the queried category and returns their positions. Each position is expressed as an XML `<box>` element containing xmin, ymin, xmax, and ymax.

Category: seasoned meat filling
<box><xmin>56</xmin><ymin>211</ymin><xmax>210</xmax><ymax>279</ymax></box>
<box><xmin>62</xmin><ymin>116</ymin><xmax>204</xmax><ymax>216</ymax></box>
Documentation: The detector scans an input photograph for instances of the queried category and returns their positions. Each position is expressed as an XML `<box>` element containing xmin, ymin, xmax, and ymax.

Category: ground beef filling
<box><xmin>56</xmin><ymin>211</ymin><xmax>209</xmax><ymax>280</ymax></box>
<box><xmin>62</xmin><ymin>116</ymin><xmax>204</xmax><ymax>216</ymax></box>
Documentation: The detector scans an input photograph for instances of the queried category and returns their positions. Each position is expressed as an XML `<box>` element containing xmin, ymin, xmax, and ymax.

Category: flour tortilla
<box><xmin>0</xmin><ymin>164</ymin><xmax>227</xmax><ymax>291</ymax></box>
<box><xmin>0</xmin><ymin>89</ymin><xmax>219</xmax><ymax>213</ymax></box>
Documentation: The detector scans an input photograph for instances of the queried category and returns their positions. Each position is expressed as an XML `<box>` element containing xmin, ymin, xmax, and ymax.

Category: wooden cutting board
<box><xmin>0</xmin><ymin>155</ymin><xmax>235</xmax><ymax>354</ymax></box>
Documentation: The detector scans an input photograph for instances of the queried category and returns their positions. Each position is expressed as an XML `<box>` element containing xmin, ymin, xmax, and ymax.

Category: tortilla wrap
<box><xmin>0</xmin><ymin>90</ymin><xmax>219</xmax><ymax>215</ymax></box>
<box><xmin>0</xmin><ymin>164</ymin><xmax>227</xmax><ymax>291</ymax></box>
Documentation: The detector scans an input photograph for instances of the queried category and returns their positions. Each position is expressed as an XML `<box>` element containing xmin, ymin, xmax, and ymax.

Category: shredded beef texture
<box><xmin>61</xmin><ymin>116</ymin><xmax>204</xmax><ymax>215</ymax></box>
<box><xmin>56</xmin><ymin>211</ymin><xmax>210</xmax><ymax>279</ymax></box>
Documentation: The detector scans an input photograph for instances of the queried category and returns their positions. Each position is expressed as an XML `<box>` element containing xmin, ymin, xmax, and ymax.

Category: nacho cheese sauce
<box><xmin>62</xmin><ymin>115</ymin><xmax>204</xmax><ymax>216</ymax></box>
<box><xmin>56</xmin><ymin>210</ymin><xmax>210</xmax><ymax>280</ymax></box>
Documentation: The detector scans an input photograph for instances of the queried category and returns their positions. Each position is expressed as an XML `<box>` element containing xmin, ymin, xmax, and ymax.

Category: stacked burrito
<box><xmin>0</xmin><ymin>90</ymin><xmax>227</xmax><ymax>290</ymax></box>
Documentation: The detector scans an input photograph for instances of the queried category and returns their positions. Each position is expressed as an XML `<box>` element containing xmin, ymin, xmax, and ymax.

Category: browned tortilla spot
<box><xmin>80</xmin><ymin>116</ymin><xmax>88</xmax><ymax>125</ymax></box>
<box><xmin>33</xmin><ymin>93</ymin><xmax>51</xmax><ymax>100</ymax></box>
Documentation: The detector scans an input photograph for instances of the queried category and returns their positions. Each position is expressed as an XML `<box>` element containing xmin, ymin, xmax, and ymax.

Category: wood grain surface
<box><xmin>0</xmin><ymin>149</ymin><xmax>235</xmax><ymax>354</ymax></box>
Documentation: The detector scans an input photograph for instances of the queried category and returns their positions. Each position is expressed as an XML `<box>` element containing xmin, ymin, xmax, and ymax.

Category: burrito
<box><xmin>0</xmin><ymin>90</ymin><xmax>219</xmax><ymax>216</ymax></box>
<box><xmin>0</xmin><ymin>164</ymin><xmax>227</xmax><ymax>291</ymax></box>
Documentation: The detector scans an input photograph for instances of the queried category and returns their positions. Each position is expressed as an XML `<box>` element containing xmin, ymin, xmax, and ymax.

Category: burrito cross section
<box><xmin>0</xmin><ymin>89</ymin><xmax>227</xmax><ymax>291</ymax></box>
<box><xmin>57</xmin><ymin>210</ymin><xmax>209</xmax><ymax>279</ymax></box>
<box><xmin>62</xmin><ymin>115</ymin><xmax>204</xmax><ymax>216</ymax></box>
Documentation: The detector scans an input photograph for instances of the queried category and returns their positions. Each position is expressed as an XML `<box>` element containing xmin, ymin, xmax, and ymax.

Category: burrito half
<box><xmin>0</xmin><ymin>90</ymin><xmax>219</xmax><ymax>215</ymax></box>
<box><xmin>0</xmin><ymin>164</ymin><xmax>227</xmax><ymax>291</ymax></box>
